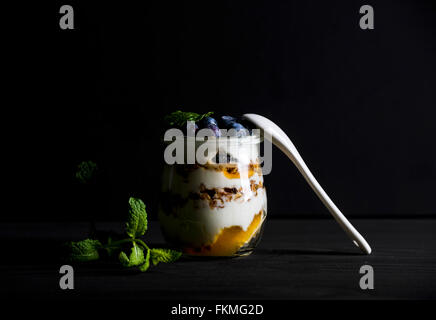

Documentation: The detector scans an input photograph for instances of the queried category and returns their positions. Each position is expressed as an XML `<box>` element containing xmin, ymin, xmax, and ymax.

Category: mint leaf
<box><xmin>164</xmin><ymin>110</ymin><xmax>213</xmax><ymax>128</ymax></box>
<box><xmin>118</xmin><ymin>251</ymin><xmax>130</xmax><ymax>267</ymax></box>
<box><xmin>75</xmin><ymin>160</ymin><xmax>97</xmax><ymax>184</ymax></box>
<box><xmin>139</xmin><ymin>249</ymin><xmax>150</xmax><ymax>272</ymax></box>
<box><xmin>118</xmin><ymin>242</ymin><xmax>145</xmax><ymax>267</ymax></box>
<box><xmin>128</xmin><ymin>242</ymin><xmax>145</xmax><ymax>266</ymax></box>
<box><xmin>66</xmin><ymin>239</ymin><xmax>101</xmax><ymax>262</ymax></box>
<box><xmin>150</xmin><ymin>248</ymin><xmax>182</xmax><ymax>266</ymax></box>
<box><xmin>125</xmin><ymin>197</ymin><xmax>147</xmax><ymax>238</ymax></box>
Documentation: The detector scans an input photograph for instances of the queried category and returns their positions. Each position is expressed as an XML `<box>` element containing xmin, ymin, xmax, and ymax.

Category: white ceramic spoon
<box><xmin>243</xmin><ymin>113</ymin><xmax>372</xmax><ymax>254</ymax></box>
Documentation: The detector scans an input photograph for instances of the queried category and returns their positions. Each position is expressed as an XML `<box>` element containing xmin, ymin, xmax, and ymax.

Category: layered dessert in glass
<box><xmin>159</xmin><ymin>114</ymin><xmax>267</xmax><ymax>257</ymax></box>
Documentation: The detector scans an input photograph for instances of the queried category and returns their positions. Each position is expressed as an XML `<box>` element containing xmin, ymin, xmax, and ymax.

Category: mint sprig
<box><xmin>65</xmin><ymin>239</ymin><xmax>102</xmax><ymax>262</ymax></box>
<box><xmin>63</xmin><ymin>197</ymin><xmax>182</xmax><ymax>272</ymax></box>
<box><xmin>126</xmin><ymin>197</ymin><xmax>147</xmax><ymax>238</ymax></box>
<box><xmin>164</xmin><ymin>110</ymin><xmax>213</xmax><ymax>128</ymax></box>
<box><xmin>150</xmin><ymin>248</ymin><xmax>182</xmax><ymax>266</ymax></box>
<box><xmin>75</xmin><ymin>160</ymin><xmax>98</xmax><ymax>184</ymax></box>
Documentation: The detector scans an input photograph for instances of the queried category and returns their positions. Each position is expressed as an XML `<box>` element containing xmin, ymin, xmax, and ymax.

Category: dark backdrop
<box><xmin>18</xmin><ymin>0</ymin><xmax>436</xmax><ymax>222</ymax></box>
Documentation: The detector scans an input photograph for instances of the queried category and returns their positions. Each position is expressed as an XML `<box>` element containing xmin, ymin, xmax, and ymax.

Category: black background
<box><xmin>17</xmin><ymin>0</ymin><xmax>436</xmax><ymax>222</ymax></box>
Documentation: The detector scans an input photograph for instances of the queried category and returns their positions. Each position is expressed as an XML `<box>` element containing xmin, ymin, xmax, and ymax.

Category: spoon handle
<box><xmin>243</xmin><ymin>114</ymin><xmax>372</xmax><ymax>254</ymax></box>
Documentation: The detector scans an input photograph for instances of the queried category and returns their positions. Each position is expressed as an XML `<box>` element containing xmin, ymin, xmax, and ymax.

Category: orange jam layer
<box><xmin>222</xmin><ymin>166</ymin><xmax>255</xmax><ymax>179</ymax></box>
<box><xmin>184</xmin><ymin>210</ymin><xmax>263</xmax><ymax>256</ymax></box>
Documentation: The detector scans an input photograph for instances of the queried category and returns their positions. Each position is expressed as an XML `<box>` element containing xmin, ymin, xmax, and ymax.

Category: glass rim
<box><xmin>161</xmin><ymin>133</ymin><xmax>263</xmax><ymax>145</ymax></box>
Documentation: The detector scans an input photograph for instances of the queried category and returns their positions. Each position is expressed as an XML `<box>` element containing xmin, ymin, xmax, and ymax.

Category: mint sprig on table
<box><xmin>64</xmin><ymin>197</ymin><xmax>181</xmax><ymax>272</ymax></box>
<box><xmin>164</xmin><ymin>110</ymin><xmax>213</xmax><ymax>127</ymax></box>
<box><xmin>75</xmin><ymin>160</ymin><xmax>98</xmax><ymax>184</ymax></box>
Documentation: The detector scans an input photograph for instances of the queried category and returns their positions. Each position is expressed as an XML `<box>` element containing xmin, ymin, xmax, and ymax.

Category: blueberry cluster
<box><xmin>199</xmin><ymin>115</ymin><xmax>251</xmax><ymax>137</ymax></box>
<box><xmin>164</xmin><ymin>111</ymin><xmax>253</xmax><ymax>137</ymax></box>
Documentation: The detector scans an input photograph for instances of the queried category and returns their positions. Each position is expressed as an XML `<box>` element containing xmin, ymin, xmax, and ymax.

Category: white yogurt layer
<box><xmin>159</xmin><ymin>187</ymin><xmax>266</xmax><ymax>246</ymax></box>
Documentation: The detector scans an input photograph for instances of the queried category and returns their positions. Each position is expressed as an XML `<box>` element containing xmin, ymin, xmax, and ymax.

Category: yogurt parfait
<box><xmin>159</xmin><ymin>112</ymin><xmax>267</xmax><ymax>256</ymax></box>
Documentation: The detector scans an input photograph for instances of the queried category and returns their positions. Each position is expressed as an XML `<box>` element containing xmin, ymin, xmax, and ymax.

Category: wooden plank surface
<box><xmin>1</xmin><ymin>219</ymin><xmax>435</xmax><ymax>300</ymax></box>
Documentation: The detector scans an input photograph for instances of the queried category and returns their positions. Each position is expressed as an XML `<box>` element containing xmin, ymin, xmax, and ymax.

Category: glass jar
<box><xmin>159</xmin><ymin>134</ymin><xmax>267</xmax><ymax>257</ymax></box>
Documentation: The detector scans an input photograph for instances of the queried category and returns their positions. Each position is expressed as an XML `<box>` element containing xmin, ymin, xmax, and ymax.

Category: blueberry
<box><xmin>214</xmin><ymin>152</ymin><xmax>232</xmax><ymax>164</ymax></box>
<box><xmin>214</xmin><ymin>152</ymin><xmax>238</xmax><ymax>163</ymax></box>
<box><xmin>238</xmin><ymin>119</ymin><xmax>253</xmax><ymax>134</ymax></box>
<box><xmin>221</xmin><ymin>115</ymin><xmax>237</xmax><ymax>122</ymax></box>
<box><xmin>211</xmin><ymin>124</ymin><xmax>222</xmax><ymax>137</ymax></box>
<box><xmin>199</xmin><ymin>116</ymin><xmax>221</xmax><ymax>137</ymax></box>
<box><xmin>230</xmin><ymin>122</ymin><xmax>245</xmax><ymax>131</ymax></box>
<box><xmin>202</xmin><ymin>116</ymin><xmax>219</xmax><ymax>127</ymax></box>
<box><xmin>220</xmin><ymin>116</ymin><xmax>237</xmax><ymax>128</ymax></box>
<box><xmin>218</xmin><ymin>115</ymin><xmax>252</xmax><ymax>137</ymax></box>
<box><xmin>229</xmin><ymin>122</ymin><xmax>250</xmax><ymax>137</ymax></box>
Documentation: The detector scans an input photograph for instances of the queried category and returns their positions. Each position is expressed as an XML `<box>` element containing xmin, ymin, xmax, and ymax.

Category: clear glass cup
<box><xmin>159</xmin><ymin>134</ymin><xmax>267</xmax><ymax>257</ymax></box>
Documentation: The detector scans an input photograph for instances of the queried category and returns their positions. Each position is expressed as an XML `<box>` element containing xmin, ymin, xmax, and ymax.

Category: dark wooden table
<box><xmin>1</xmin><ymin>219</ymin><xmax>435</xmax><ymax>300</ymax></box>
